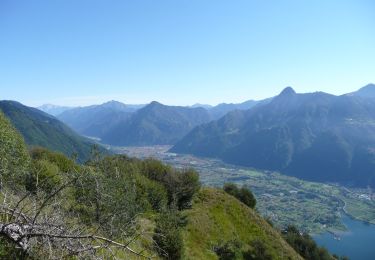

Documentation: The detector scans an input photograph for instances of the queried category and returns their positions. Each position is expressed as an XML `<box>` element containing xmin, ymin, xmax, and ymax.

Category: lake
<box><xmin>314</xmin><ymin>214</ymin><xmax>375</xmax><ymax>260</ymax></box>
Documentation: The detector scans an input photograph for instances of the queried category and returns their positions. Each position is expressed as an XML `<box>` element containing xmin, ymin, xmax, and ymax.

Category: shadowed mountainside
<box><xmin>0</xmin><ymin>100</ymin><xmax>100</xmax><ymax>161</ymax></box>
<box><xmin>171</xmin><ymin>85</ymin><xmax>375</xmax><ymax>188</ymax></box>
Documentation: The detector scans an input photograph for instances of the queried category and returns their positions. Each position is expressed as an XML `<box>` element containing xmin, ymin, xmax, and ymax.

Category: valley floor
<box><xmin>110</xmin><ymin>145</ymin><xmax>375</xmax><ymax>234</ymax></box>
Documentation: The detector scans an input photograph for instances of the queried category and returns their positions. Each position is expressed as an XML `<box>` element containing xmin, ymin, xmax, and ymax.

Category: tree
<box><xmin>224</xmin><ymin>183</ymin><xmax>256</xmax><ymax>209</ymax></box>
<box><xmin>0</xmin><ymin>180</ymin><xmax>154</xmax><ymax>259</ymax></box>
<box><xmin>282</xmin><ymin>225</ymin><xmax>334</xmax><ymax>260</ymax></box>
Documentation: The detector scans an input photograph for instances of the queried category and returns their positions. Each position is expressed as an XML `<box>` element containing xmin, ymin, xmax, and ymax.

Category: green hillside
<box><xmin>0</xmin><ymin>115</ymin><xmax>340</xmax><ymax>259</ymax></box>
<box><xmin>182</xmin><ymin>188</ymin><xmax>302</xmax><ymax>260</ymax></box>
<box><xmin>0</xmin><ymin>100</ymin><xmax>101</xmax><ymax>162</ymax></box>
<box><xmin>0</xmin><ymin>111</ymin><xmax>30</xmax><ymax>184</ymax></box>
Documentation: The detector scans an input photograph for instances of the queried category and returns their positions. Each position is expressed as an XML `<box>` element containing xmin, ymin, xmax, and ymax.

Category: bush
<box><xmin>26</xmin><ymin>159</ymin><xmax>62</xmax><ymax>193</ymax></box>
<box><xmin>282</xmin><ymin>225</ymin><xmax>334</xmax><ymax>260</ymax></box>
<box><xmin>243</xmin><ymin>239</ymin><xmax>272</xmax><ymax>260</ymax></box>
<box><xmin>0</xmin><ymin>112</ymin><xmax>30</xmax><ymax>187</ymax></box>
<box><xmin>153</xmin><ymin>210</ymin><xmax>183</xmax><ymax>259</ymax></box>
<box><xmin>214</xmin><ymin>240</ymin><xmax>242</xmax><ymax>260</ymax></box>
<box><xmin>142</xmin><ymin>159</ymin><xmax>200</xmax><ymax>209</ymax></box>
<box><xmin>223</xmin><ymin>183</ymin><xmax>256</xmax><ymax>209</ymax></box>
<box><xmin>30</xmin><ymin>147</ymin><xmax>79</xmax><ymax>173</ymax></box>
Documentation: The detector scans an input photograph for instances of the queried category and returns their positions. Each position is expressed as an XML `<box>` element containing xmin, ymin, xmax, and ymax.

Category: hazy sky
<box><xmin>1</xmin><ymin>0</ymin><xmax>374</xmax><ymax>106</ymax></box>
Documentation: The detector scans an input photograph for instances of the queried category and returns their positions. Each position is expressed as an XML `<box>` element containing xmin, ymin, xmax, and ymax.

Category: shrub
<box><xmin>0</xmin><ymin>112</ymin><xmax>30</xmax><ymax>187</ymax></box>
<box><xmin>223</xmin><ymin>183</ymin><xmax>256</xmax><ymax>209</ymax></box>
<box><xmin>282</xmin><ymin>225</ymin><xmax>333</xmax><ymax>260</ymax></box>
<box><xmin>153</xmin><ymin>210</ymin><xmax>183</xmax><ymax>259</ymax></box>
<box><xmin>243</xmin><ymin>239</ymin><xmax>272</xmax><ymax>260</ymax></box>
<box><xmin>214</xmin><ymin>240</ymin><xmax>242</xmax><ymax>260</ymax></box>
<box><xmin>142</xmin><ymin>159</ymin><xmax>200</xmax><ymax>210</ymax></box>
<box><xmin>26</xmin><ymin>159</ymin><xmax>62</xmax><ymax>193</ymax></box>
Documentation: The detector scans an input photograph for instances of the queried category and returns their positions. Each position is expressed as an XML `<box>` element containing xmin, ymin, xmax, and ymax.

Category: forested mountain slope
<box><xmin>101</xmin><ymin>101</ymin><xmax>212</xmax><ymax>146</ymax></box>
<box><xmin>172</xmin><ymin>86</ymin><xmax>375</xmax><ymax>188</ymax></box>
<box><xmin>57</xmin><ymin>100</ymin><xmax>134</xmax><ymax>138</ymax></box>
<box><xmin>0</xmin><ymin>100</ymin><xmax>98</xmax><ymax>161</ymax></box>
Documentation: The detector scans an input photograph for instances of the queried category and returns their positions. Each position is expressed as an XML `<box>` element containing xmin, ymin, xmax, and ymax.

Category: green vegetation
<box><xmin>282</xmin><ymin>226</ymin><xmax>333</xmax><ymax>260</ymax></box>
<box><xmin>0</xmin><ymin>111</ymin><xmax>30</xmax><ymax>186</ymax></box>
<box><xmin>181</xmin><ymin>188</ymin><xmax>302</xmax><ymax>260</ymax></box>
<box><xmin>1</xmin><ymin>117</ymin><xmax>344</xmax><ymax>259</ymax></box>
<box><xmin>154</xmin><ymin>210</ymin><xmax>184</xmax><ymax>259</ymax></box>
<box><xmin>0</xmin><ymin>100</ymin><xmax>101</xmax><ymax>161</ymax></box>
<box><xmin>223</xmin><ymin>183</ymin><xmax>256</xmax><ymax>209</ymax></box>
<box><xmin>199</xmin><ymin>165</ymin><xmax>375</xmax><ymax>233</ymax></box>
<box><xmin>116</xmin><ymin>145</ymin><xmax>375</xmax><ymax>236</ymax></box>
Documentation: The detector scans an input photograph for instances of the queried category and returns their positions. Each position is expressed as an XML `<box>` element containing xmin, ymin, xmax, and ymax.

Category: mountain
<box><xmin>57</xmin><ymin>100</ymin><xmax>137</xmax><ymax>138</ymax></box>
<box><xmin>190</xmin><ymin>103</ymin><xmax>213</xmax><ymax>109</ymax></box>
<box><xmin>171</xmin><ymin>86</ymin><xmax>375</xmax><ymax>188</ymax></box>
<box><xmin>349</xmin><ymin>83</ymin><xmax>375</xmax><ymax>98</ymax></box>
<box><xmin>0</xmin><ymin>100</ymin><xmax>100</xmax><ymax>161</ymax></box>
<box><xmin>101</xmin><ymin>101</ymin><xmax>212</xmax><ymax>146</ymax></box>
<box><xmin>209</xmin><ymin>98</ymin><xmax>272</xmax><ymax>119</ymax></box>
<box><xmin>38</xmin><ymin>104</ymin><xmax>74</xmax><ymax>116</ymax></box>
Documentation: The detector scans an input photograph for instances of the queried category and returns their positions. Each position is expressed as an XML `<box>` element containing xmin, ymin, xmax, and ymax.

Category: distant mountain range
<box><xmin>31</xmin><ymin>83</ymin><xmax>375</xmax><ymax>188</ymax></box>
<box><xmin>38</xmin><ymin>104</ymin><xmax>75</xmax><ymax>116</ymax></box>
<box><xmin>57</xmin><ymin>101</ymin><xmax>137</xmax><ymax>138</ymax></box>
<box><xmin>100</xmin><ymin>101</ymin><xmax>212</xmax><ymax>145</ymax></box>
<box><xmin>54</xmin><ymin>99</ymin><xmax>264</xmax><ymax>146</ymax></box>
<box><xmin>0</xmin><ymin>100</ymin><xmax>101</xmax><ymax>161</ymax></box>
<box><xmin>208</xmin><ymin>98</ymin><xmax>272</xmax><ymax>119</ymax></box>
<box><xmin>171</xmin><ymin>84</ymin><xmax>375</xmax><ymax>188</ymax></box>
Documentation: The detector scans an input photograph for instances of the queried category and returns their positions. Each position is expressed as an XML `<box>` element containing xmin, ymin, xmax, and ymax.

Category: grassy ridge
<box><xmin>182</xmin><ymin>188</ymin><xmax>302</xmax><ymax>260</ymax></box>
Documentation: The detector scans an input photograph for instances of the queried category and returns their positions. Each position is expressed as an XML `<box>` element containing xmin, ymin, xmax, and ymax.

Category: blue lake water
<box><xmin>314</xmin><ymin>214</ymin><xmax>375</xmax><ymax>260</ymax></box>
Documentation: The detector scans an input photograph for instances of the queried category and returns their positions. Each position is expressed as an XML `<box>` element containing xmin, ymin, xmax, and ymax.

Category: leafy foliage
<box><xmin>141</xmin><ymin>159</ymin><xmax>201</xmax><ymax>210</ymax></box>
<box><xmin>153</xmin><ymin>210</ymin><xmax>184</xmax><ymax>259</ymax></box>
<box><xmin>282</xmin><ymin>226</ymin><xmax>335</xmax><ymax>260</ymax></box>
<box><xmin>224</xmin><ymin>183</ymin><xmax>256</xmax><ymax>209</ymax></box>
<box><xmin>0</xmin><ymin>111</ymin><xmax>30</xmax><ymax>187</ymax></box>
<box><xmin>0</xmin><ymin>116</ymin><xmax>340</xmax><ymax>260</ymax></box>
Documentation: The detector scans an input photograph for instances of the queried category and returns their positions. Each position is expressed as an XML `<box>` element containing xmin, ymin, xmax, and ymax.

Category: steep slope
<box><xmin>0</xmin><ymin>100</ymin><xmax>99</xmax><ymax>161</ymax></box>
<box><xmin>172</xmin><ymin>87</ymin><xmax>375</xmax><ymax>188</ymax></box>
<box><xmin>57</xmin><ymin>100</ymin><xmax>136</xmax><ymax>138</ymax></box>
<box><xmin>182</xmin><ymin>188</ymin><xmax>302</xmax><ymax>259</ymax></box>
<box><xmin>101</xmin><ymin>101</ymin><xmax>212</xmax><ymax>146</ymax></box>
<box><xmin>0</xmin><ymin>111</ymin><xmax>30</xmax><ymax>183</ymax></box>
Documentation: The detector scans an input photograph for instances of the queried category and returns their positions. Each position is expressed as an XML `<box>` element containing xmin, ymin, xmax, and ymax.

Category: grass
<box><xmin>181</xmin><ymin>188</ymin><xmax>302</xmax><ymax>260</ymax></box>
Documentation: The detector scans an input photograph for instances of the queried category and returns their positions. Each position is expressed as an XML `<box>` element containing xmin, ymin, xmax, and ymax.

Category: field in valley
<box><xmin>110</xmin><ymin>145</ymin><xmax>375</xmax><ymax>234</ymax></box>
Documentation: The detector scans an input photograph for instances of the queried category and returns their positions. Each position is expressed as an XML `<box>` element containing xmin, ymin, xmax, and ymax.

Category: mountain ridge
<box><xmin>171</xmin><ymin>85</ymin><xmax>375</xmax><ymax>188</ymax></box>
<box><xmin>0</xmin><ymin>100</ymin><xmax>100</xmax><ymax>161</ymax></box>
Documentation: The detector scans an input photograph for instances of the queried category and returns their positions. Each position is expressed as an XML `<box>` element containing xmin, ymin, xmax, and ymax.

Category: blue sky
<box><xmin>0</xmin><ymin>0</ymin><xmax>374</xmax><ymax>106</ymax></box>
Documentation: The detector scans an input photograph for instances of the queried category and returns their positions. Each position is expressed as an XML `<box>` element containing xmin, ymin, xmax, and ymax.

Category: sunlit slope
<box><xmin>182</xmin><ymin>188</ymin><xmax>302</xmax><ymax>260</ymax></box>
